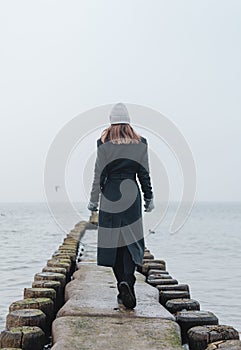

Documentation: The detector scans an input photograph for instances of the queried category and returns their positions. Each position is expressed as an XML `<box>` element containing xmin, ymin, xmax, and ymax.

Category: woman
<box><xmin>87</xmin><ymin>102</ymin><xmax>154</xmax><ymax>309</ymax></box>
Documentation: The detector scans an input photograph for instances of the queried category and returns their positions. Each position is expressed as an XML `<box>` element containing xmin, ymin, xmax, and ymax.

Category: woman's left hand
<box><xmin>144</xmin><ymin>197</ymin><xmax>154</xmax><ymax>212</ymax></box>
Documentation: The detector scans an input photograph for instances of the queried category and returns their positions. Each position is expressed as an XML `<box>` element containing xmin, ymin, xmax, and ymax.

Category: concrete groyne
<box><xmin>0</xmin><ymin>212</ymin><xmax>240</xmax><ymax>349</ymax></box>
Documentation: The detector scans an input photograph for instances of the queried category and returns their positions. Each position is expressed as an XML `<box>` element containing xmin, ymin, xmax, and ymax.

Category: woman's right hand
<box><xmin>87</xmin><ymin>201</ymin><xmax>98</xmax><ymax>212</ymax></box>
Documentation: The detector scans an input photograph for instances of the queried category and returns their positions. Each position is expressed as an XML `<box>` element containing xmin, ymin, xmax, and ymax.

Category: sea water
<box><xmin>0</xmin><ymin>202</ymin><xmax>240</xmax><ymax>334</ymax></box>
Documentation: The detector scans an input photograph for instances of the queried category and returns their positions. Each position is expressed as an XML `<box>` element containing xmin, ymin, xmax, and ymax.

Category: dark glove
<box><xmin>87</xmin><ymin>201</ymin><xmax>98</xmax><ymax>212</ymax></box>
<box><xmin>144</xmin><ymin>197</ymin><xmax>154</xmax><ymax>212</ymax></box>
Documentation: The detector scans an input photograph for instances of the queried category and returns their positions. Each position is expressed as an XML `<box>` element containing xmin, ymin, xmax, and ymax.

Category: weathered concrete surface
<box><xmin>52</xmin><ymin>315</ymin><xmax>182</xmax><ymax>350</ymax></box>
<box><xmin>52</xmin><ymin>262</ymin><xmax>183</xmax><ymax>349</ymax></box>
<box><xmin>57</xmin><ymin>263</ymin><xmax>175</xmax><ymax>320</ymax></box>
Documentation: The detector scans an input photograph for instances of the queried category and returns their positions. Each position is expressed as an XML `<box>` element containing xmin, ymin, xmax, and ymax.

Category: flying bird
<box><xmin>55</xmin><ymin>185</ymin><xmax>61</xmax><ymax>192</ymax></box>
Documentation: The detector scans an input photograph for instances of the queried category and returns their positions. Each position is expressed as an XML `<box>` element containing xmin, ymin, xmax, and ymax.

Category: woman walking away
<box><xmin>87</xmin><ymin>102</ymin><xmax>154</xmax><ymax>309</ymax></box>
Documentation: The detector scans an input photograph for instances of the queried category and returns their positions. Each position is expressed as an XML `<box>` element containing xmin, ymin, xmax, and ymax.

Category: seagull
<box><xmin>55</xmin><ymin>185</ymin><xmax>60</xmax><ymax>192</ymax></box>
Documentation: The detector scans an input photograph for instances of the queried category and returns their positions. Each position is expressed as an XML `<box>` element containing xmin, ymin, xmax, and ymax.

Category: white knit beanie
<box><xmin>109</xmin><ymin>102</ymin><xmax>130</xmax><ymax>124</ymax></box>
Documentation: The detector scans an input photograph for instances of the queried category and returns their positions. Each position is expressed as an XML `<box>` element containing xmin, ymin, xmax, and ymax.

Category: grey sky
<box><xmin>0</xmin><ymin>0</ymin><xmax>240</xmax><ymax>202</ymax></box>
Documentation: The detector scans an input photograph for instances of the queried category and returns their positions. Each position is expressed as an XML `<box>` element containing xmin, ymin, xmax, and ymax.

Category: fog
<box><xmin>0</xmin><ymin>0</ymin><xmax>240</xmax><ymax>202</ymax></box>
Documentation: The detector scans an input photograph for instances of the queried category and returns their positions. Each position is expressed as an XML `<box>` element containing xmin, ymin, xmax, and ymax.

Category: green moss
<box><xmin>163</xmin><ymin>326</ymin><xmax>182</xmax><ymax>348</ymax></box>
<box><xmin>12</xmin><ymin>309</ymin><xmax>43</xmax><ymax>315</ymax></box>
<box><xmin>24</xmin><ymin>297</ymin><xmax>51</xmax><ymax>303</ymax></box>
<box><xmin>141</xmin><ymin>322</ymin><xmax>182</xmax><ymax>348</ymax></box>
<box><xmin>9</xmin><ymin>326</ymin><xmax>40</xmax><ymax>333</ymax></box>
<box><xmin>1</xmin><ymin>348</ymin><xmax>22</xmax><ymax>350</ymax></box>
<box><xmin>30</xmin><ymin>287</ymin><xmax>54</xmax><ymax>292</ymax></box>
<box><xmin>51</xmin><ymin>262</ymin><xmax>70</xmax><ymax>267</ymax></box>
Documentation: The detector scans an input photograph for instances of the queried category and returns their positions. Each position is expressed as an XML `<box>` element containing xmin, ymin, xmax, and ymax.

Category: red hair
<box><xmin>101</xmin><ymin>124</ymin><xmax>141</xmax><ymax>144</ymax></box>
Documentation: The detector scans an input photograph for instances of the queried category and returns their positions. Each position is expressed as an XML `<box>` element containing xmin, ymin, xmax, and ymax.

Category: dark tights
<box><xmin>112</xmin><ymin>244</ymin><xmax>136</xmax><ymax>291</ymax></box>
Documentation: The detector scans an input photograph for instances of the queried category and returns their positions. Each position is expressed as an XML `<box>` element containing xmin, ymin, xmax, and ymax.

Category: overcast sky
<box><xmin>0</xmin><ymin>0</ymin><xmax>240</xmax><ymax>202</ymax></box>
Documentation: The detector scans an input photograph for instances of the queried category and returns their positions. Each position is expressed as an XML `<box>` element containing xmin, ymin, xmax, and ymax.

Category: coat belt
<box><xmin>107</xmin><ymin>173</ymin><xmax>136</xmax><ymax>180</ymax></box>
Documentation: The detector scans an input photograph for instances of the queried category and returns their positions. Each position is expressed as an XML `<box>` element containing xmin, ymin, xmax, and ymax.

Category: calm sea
<box><xmin>0</xmin><ymin>202</ymin><xmax>240</xmax><ymax>334</ymax></box>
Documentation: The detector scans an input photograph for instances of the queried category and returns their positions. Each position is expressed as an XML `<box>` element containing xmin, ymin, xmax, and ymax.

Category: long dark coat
<box><xmin>89</xmin><ymin>135</ymin><xmax>153</xmax><ymax>268</ymax></box>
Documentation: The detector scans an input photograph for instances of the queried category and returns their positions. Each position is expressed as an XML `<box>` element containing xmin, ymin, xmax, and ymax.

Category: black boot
<box><xmin>116</xmin><ymin>282</ymin><xmax>123</xmax><ymax>304</ymax></box>
<box><xmin>130</xmin><ymin>285</ymin><xmax>136</xmax><ymax>300</ymax></box>
<box><xmin>119</xmin><ymin>281</ymin><xmax>136</xmax><ymax>309</ymax></box>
